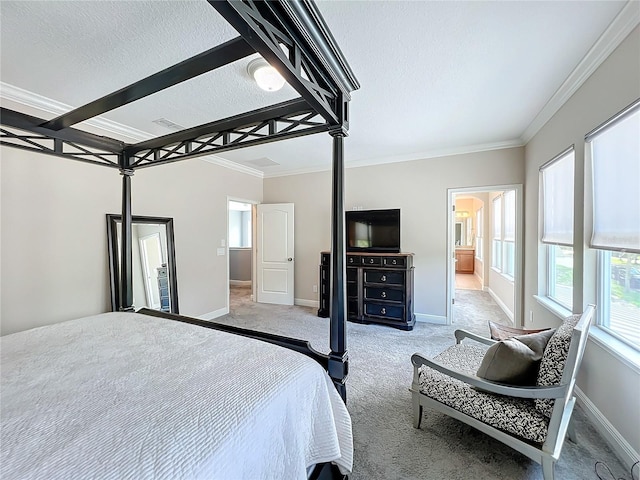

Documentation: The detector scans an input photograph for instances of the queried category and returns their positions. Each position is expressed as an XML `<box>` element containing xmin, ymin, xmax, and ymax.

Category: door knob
<box><xmin>288</xmin><ymin>257</ymin><xmax>293</xmax><ymax>261</ymax></box>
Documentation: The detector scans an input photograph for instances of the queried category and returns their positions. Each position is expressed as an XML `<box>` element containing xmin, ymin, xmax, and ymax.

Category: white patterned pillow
<box><xmin>535</xmin><ymin>314</ymin><xmax>581</xmax><ymax>417</ymax></box>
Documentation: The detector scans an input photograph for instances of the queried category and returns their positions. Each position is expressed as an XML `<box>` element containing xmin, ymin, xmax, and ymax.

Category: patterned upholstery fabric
<box><xmin>535</xmin><ymin>314</ymin><xmax>581</xmax><ymax>417</ymax></box>
<box><xmin>418</xmin><ymin>343</ymin><xmax>550</xmax><ymax>444</ymax></box>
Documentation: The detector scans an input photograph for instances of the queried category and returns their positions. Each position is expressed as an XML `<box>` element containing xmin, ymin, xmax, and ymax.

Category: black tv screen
<box><xmin>346</xmin><ymin>209</ymin><xmax>400</xmax><ymax>253</ymax></box>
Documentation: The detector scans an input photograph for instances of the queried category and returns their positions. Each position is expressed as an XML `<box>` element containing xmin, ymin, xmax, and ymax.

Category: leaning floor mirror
<box><xmin>106</xmin><ymin>214</ymin><xmax>179</xmax><ymax>314</ymax></box>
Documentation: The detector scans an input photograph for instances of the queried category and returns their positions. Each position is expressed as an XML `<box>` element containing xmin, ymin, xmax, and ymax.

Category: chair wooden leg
<box><xmin>412</xmin><ymin>393</ymin><xmax>423</xmax><ymax>429</ymax></box>
<box><xmin>542</xmin><ymin>457</ymin><xmax>555</xmax><ymax>480</ymax></box>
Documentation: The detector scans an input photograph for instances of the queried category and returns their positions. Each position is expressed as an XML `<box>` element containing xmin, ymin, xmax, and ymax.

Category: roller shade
<box><xmin>540</xmin><ymin>148</ymin><xmax>574</xmax><ymax>246</ymax></box>
<box><xmin>588</xmin><ymin>104</ymin><xmax>640</xmax><ymax>253</ymax></box>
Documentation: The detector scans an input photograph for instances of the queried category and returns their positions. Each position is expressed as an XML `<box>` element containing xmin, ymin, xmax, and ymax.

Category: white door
<box><xmin>257</xmin><ymin>203</ymin><xmax>294</xmax><ymax>305</ymax></box>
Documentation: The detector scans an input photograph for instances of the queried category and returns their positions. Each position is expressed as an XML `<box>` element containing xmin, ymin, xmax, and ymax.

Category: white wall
<box><xmin>264</xmin><ymin>147</ymin><xmax>524</xmax><ymax>319</ymax></box>
<box><xmin>523</xmin><ymin>26</ymin><xmax>640</xmax><ymax>463</ymax></box>
<box><xmin>1</xmin><ymin>148</ymin><xmax>263</xmax><ymax>335</ymax></box>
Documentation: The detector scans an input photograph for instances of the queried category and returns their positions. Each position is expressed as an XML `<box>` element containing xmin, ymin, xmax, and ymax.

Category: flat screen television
<box><xmin>345</xmin><ymin>209</ymin><xmax>400</xmax><ymax>253</ymax></box>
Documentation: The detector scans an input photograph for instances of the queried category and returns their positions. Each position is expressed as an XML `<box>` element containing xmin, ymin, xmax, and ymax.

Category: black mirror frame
<box><xmin>106</xmin><ymin>214</ymin><xmax>179</xmax><ymax>314</ymax></box>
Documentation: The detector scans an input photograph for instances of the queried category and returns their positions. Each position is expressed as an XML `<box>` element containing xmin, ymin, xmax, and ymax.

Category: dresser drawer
<box><xmin>364</xmin><ymin>287</ymin><xmax>404</xmax><ymax>302</ymax></box>
<box><xmin>362</xmin><ymin>256</ymin><xmax>383</xmax><ymax>266</ymax></box>
<box><xmin>347</xmin><ymin>255</ymin><xmax>361</xmax><ymax>266</ymax></box>
<box><xmin>363</xmin><ymin>269</ymin><xmax>404</xmax><ymax>286</ymax></box>
<box><xmin>346</xmin><ymin>268</ymin><xmax>358</xmax><ymax>282</ymax></box>
<box><xmin>347</xmin><ymin>283</ymin><xmax>358</xmax><ymax>298</ymax></box>
<box><xmin>364</xmin><ymin>302</ymin><xmax>404</xmax><ymax>320</ymax></box>
<box><xmin>383</xmin><ymin>256</ymin><xmax>406</xmax><ymax>268</ymax></box>
<box><xmin>347</xmin><ymin>299</ymin><xmax>358</xmax><ymax>316</ymax></box>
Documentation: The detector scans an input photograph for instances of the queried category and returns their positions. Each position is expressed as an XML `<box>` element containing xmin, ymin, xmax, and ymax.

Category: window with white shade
<box><xmin>492</xmin><ymin>196</ymin><xmax>502</xmax><ymax>271</ymax></box>
<box><xmin>587</xmin><ymin>100</ymin><xmax>639</xmax><ymax>350</ymax></box>
<box><xmin>540</xmin><ymin>147</ymin><xmax>575</xmax><ymax>310</ymax></box>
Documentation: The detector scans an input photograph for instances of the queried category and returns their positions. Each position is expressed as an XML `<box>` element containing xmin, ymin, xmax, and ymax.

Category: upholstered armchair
<box><xmin>410</xmin><ymin>305</ymin><xmax>595</xmax><ymax>480</ymax></box>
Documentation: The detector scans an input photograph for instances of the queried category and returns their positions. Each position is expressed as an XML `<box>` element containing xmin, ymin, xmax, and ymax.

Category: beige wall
<box><xmin>523</xmin><ymin>26</ymin><xmax>640</xmax><ymax>458</ymax></box>
<box><xmin>1</xmin><ymin>148</ymin><xmax>263</xmax><ymax>335</ymax></box>
<box><xmin>264</xmin><ymin>147</ymin><xmax>524</xmax><ymax>320</ymax></box>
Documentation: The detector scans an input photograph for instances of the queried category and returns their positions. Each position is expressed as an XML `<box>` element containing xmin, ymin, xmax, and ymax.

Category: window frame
<box><xmin>586</xmin><ymin>100</ymin><xmax>640</xmax><ymax>353</ymax></box>
<box><xmin>475</xmin><ymin>207</ymin><xmax>483</xmax><ymax>261</ymax></box>
<box><xmin>539</xmin><ymin>146</ymin><xmax>575</xmax><ymax>311</ymax></box>
<box><xmin>491</xmin><ymin>195</ymin><xmax>502</xmax><ymax>272</ymax></box>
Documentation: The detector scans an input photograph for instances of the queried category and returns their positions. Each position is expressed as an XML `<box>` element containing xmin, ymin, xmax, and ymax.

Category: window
<box><xmin>540</xmin><ymin>147</ymin><xmax>574</xmax><ymax>310</ymax></box>
<box><xmin>475</xmin><ymin>207</ymin><xmax>483</xmax><ymax>261</ymax></box>
<box><xmin>503</xmin><ymin>190</ymin><xmax>515</xmax><ymax>277</ymax></box>
<box><xmin>492</xmin><ymin>196</ymin><xmax>502</xmax><ymax>270</ymax></box>
<box><xmin>588</xmin><ymin>100</ymin><xmax>639</xmax><ymax>350</ymax></box>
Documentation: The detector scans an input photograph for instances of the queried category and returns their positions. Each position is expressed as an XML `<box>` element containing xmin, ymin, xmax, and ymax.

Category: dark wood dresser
<box><xmin>318</xmin><ymin>251</ymin><xmax>415</xmax><ymax>330</ymax></box>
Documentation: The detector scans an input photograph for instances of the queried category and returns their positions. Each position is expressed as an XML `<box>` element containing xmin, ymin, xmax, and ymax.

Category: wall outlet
<box><xmin>312</xmin><ymin>285</ymin><xmax>318</xmax><ymax>293</ymax></box>
<box><xmin>220</xmin><ymin>239</ymin><xmax>226</xmax><ymax>247</ymax></box>
<box><xmin>217</xmin><ymin>247</ymin><xmax>225</xmax><ymax>256</ymax></box>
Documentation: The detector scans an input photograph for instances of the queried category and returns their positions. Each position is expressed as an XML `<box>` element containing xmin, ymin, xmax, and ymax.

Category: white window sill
<box><xmin>588</xmin><ymin>327</ymin><xmax>640</xmax><ymax>373</ymax></box>
<box><xmin>534</xmin><ymin>295</ymin><xmax>572</xmax><ymax>320</ymax></box>
<box><xmin>535</xmin><ymin>295</ymin><xmax>640</xmax><ymax>372</ymax></box>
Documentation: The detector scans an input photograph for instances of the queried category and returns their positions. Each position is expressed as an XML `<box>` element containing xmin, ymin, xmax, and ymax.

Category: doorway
<box><xmin>228</xmin><ymin>199</ymin><xmax>256</xmax><ymax>311</ymax></box>
<box><xmin>447</xmin><ymin>185</ymin><xmax>523</xmax><ymax>326</ymax></box>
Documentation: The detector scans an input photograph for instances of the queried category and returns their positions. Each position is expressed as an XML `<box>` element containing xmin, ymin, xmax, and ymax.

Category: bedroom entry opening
<box><xmin>447</xmin><ymin>185</ymin><xmax>523</xmax><ymax>327</ymax></box>
<box><xmin>228</xmin><ymin>200</ymin><xmax>255</xmax><ymax>307</ymax></box>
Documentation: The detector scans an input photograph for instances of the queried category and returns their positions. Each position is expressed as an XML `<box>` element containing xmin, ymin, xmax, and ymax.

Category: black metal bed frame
<box><xmin>0</xmin><ymin>0</ymin><xmax>358</xmax><ymax>403</ymax></box>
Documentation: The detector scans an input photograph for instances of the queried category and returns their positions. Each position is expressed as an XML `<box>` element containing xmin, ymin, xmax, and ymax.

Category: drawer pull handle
<box><xmin>349</xmin><ymin>258</ymin><xmax>354</xmax><ymax>263</ymax></box>
<box><xmin>381</xmin><ymin>275</ymin><xmax>387</xmax><ymax>282</ymax></box>
<box><xmin>369</xmin><ymin>258</ymin><xmax>374</xmax><ymax>263</ymax></box>
<box><xmin>381</xmin><ymin>308</ymin><xmax>386</xmax><ymax>315</ymax></box>
<box><xmin>381</xmin><ymin>291</ymin><xmax>387</xmax><ymax>298</ymax></box>
<box><xmin>392</xmin><ymin>259</ymin><xmax>397</xmax><ymax>264</ymax></box>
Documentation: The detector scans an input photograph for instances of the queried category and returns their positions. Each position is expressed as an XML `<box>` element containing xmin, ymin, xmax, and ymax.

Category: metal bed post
<box><xmin>120</xmin><ymin>153</ymin><xmax>135</xmax><ymax>312</ymax></box>
<box><xmin>328</xmin><ymin>131</ymin><xmax>348</xmax><ymax>402</ymax></box>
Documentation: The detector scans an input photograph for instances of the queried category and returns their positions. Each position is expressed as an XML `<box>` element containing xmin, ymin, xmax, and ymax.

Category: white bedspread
<box><xmin>1</xmin><ymin>312</ymin><xmax>352</xmax><ymax>479</ymax></box>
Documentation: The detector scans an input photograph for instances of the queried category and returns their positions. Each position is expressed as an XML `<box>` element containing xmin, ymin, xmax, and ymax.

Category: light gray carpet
<box><xmin>216</xmin><ymin>286</ymin><xmax>626</xmax><ymax>480</ymax></box>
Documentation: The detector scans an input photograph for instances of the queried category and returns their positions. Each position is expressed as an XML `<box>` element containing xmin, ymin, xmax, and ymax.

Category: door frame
<box><xmin>447</xmin><ymin>184</ymin><xmax>523</xmax><ymax>326</ymax></box>
<box><xmin>226</xmin><ymin>196</ymin><xmax>258</xmax><ymax>312</ymax></box>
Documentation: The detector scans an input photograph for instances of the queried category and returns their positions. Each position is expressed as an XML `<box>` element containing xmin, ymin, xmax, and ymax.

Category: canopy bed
<box><xmin>0</xmin><ymin>1</ymin><xmax>359</xmax><ymax>478</ymax></box>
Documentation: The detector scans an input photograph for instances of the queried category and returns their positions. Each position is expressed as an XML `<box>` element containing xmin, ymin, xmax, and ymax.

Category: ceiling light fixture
<box><xmin>247</xmin><ymin>58</ymin><xmax>285</xmax><ymax>92</ymax></box>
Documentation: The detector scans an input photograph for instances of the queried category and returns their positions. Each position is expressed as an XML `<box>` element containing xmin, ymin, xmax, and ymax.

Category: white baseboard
<box><xmin>487</xmin><ymin>287</ymin><xmax>514</xmax><ymax>322</ymax></box>
<box><xmin>229</xmin><ymin>280</ymin><xmax>252</xmax><ymax>286</ymax></box>
<box><xmin>415</xmin><ymin>313</ymin><xmax>447</xmax><ymax>324</ymax></box>
<box><xmin>295</xmin><ymin>298</ymin><xmax>319</xmax><ymax>308</ymax></box>
<box><xmin>574</xmin><ymin>386</ymin><xmax>639</xmax><ymax>471</ymax></box>
<box><xmin>197</xmin><ymin>307</ymin><xmax>228</xmax><ymax>320</ymax></box>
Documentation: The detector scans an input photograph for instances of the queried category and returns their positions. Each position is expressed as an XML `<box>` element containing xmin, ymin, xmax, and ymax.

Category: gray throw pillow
<box><xmin>477</xmin><ymin>329</ymin><xmax>556</xmax><ymax>385</ymax></box>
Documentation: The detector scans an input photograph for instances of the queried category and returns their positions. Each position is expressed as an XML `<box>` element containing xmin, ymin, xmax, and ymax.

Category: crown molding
<box><xmin>202</xmin><ymin>156</ymin><xmax>264</xmax><ymax>178</ymax></box>
<box><xmin>0</xmin><ymin>82</ymin><xmax>152</xmax><ymax>142</ymax></box>
<box><xmin>263</xmin><ymin>139</ymin><xmax>524</xmax><ymax>178</ymax></box>
<box><xmin>521</xmin><ymin>1</ymin><xmax>640</xmax><ymax>144</ymax></box>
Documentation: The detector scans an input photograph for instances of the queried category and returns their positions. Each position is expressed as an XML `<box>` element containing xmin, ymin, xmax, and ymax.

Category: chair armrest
<box><xmin>411</xmin><ymin>353</ymin><xmax>568</xmax><ymax>400</ymax></box>
<box><xmin>454</xmin><ymin>329</ymin><xmax>497</xmax><ymax>346</ymax></box>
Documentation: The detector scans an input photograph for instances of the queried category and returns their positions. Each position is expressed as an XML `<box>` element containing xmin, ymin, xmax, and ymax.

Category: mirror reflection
<box><xmin>106</xmin><ymin>215</ymin><xmax>179</xmax><ymax>313</ymax></box>
<box><xmin>455</xmin><ymin>217</ymin><xmax>473</xmax><ymax>247</ymax></box>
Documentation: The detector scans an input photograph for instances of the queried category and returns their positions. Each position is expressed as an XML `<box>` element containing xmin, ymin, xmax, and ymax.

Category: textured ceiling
<box><xmin>0</xmin><ymin>0</ymin><xmax>631</xmax><ymax>176</ymax></box>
